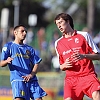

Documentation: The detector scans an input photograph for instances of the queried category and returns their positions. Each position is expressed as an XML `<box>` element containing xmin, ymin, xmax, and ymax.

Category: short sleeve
<box><xmin>1</xmin><ymin>43</ymin><xmax>10</xmax><ymax>60</ymax></box>
<box><xmin>30</xmin><ymin>48</ymin><xmax>42</xmax><ymax>64</ymax></box>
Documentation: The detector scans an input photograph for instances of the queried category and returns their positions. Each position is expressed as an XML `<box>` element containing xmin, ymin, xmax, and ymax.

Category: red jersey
<box><xmin>55</xmin><ymin>31</ymin><xmax>100</xmax><ymax>77</ymax></box>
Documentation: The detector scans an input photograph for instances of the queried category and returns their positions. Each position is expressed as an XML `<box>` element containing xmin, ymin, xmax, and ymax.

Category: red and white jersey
<box><xmin>55</xmin><ymin>31</ymin><xmax>100</xmax><ymax>77</ymax></box>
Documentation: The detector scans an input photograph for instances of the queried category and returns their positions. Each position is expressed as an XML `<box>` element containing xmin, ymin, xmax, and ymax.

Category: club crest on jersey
<box><xmin>75</xmin><ymin>38</ymin><xmax>79</xmax><ymax>43</ymax></box>
<box><xmin>26</xmin><ymin>50</ymin><xmax>31</xmax><ymax>55</ymax></box>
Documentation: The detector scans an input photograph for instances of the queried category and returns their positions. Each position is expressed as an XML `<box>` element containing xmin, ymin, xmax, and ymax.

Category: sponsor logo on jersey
<box><xmin>63</xmin><ymin>47</ymin><xmax>81</xmax><ymax>55</ymax></box>
<box><xmin>14</xmin><ymin>53</ymin><xmax>29</xmax><ymax>58</ymax></box>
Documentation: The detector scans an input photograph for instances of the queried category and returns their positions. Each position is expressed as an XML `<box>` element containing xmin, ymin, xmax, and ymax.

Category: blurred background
<box><xmin>0</xmin><ymin>0</ymin><xmax>100</xmax><ymax>100</ymax></box>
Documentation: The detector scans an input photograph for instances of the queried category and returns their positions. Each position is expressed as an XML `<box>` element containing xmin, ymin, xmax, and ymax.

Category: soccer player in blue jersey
<box><xmin>0</xmin><ymin>25</ymin><xmax>47</xmax><ymax>100</ymax></box>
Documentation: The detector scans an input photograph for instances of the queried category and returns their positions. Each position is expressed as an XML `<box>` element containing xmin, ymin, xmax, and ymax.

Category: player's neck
<box><xmin>64</xmin><ymin>30</ymin><xmax>74</xmax><ymax>38</ymax></box>
<box><xmin>13</xmin><ymin>39</ymin><xmax>24</xmax><ymax>45</ymax></box>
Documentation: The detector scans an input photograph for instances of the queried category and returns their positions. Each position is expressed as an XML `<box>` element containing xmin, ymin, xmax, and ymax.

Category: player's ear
<box><xmin>14</xmin><ymin>30</ymin><xmax>17</xmax><ymax>35</ymax></box>
<box><xmin>67</xmin><ymin>20</ymin><xmax>70</xmax><ymax>24</ymax></box>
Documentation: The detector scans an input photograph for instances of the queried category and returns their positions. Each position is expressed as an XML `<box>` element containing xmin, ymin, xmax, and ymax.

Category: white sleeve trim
<box><xmin>77</xmin><ymin>31</ymin><xmax>100</xmax><ymax>53</ymax></box>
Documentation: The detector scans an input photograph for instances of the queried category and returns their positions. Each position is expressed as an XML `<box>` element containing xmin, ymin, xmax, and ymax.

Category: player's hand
<box><xmin>61</xmin><ymin>58</ymin><xmax>73</xmax><ymax>71</ymax></box>
<box><xmin>71</xmin><ymin>51</ymin><xmax>84</xmax><ymax>62</ymax></box>
<box><xmin>7</xmin><ymin>57</ymin><xmax>13</xmax><ymax>64</ymax></box>
<box><xmin>22</xmin><ymin>74</ymin><xmax>33</xmax><ymax>82</ymax></box>
<box><xmin>65</xmin><ymin>58</ymin><xmax>73</xmax><ymax>68</ymax></box>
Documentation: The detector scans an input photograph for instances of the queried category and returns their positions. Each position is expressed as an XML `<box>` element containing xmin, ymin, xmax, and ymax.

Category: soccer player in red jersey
<box><xmin>54</xmin><ymin>13</ymin><xmax>100</xmax><ymax>100</ymax></box>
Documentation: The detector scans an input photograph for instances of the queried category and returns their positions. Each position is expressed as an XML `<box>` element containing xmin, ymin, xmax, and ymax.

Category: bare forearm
<box><xmin>0</xmin><ymin>60</ymin><xmax>8</xmax><ymax>67</ymax></box>
<box><xmin>0</xmin><ymin>57</ymin><xmax>13</xmax><ymax>67</ymax></box>
<box><xmin>21</xmin><ymin>64</ymin><xmax>39</xmax><ymax>82</ymax></box>
<box><xmin>31</xmin><ymin>64</ymin><xmax>38</xmax><ymax>76</ymax></box>
<box><xmin>83</xmin><ymin>53</ymin><xmax>100</xmax><ymax>60</ymax></box>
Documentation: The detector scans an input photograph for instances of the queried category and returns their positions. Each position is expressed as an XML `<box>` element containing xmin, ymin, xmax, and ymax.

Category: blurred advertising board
<box><xmin>0</xmin><ymin>87</ymin><xmax>12</xmax><ymax>100</ymax></box>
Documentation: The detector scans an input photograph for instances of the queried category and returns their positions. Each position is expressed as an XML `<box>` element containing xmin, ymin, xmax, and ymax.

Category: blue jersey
<box><xmin>1</xmin><ymin>42</ymin><xmax>42</xmax><ymax>82</ymax></box>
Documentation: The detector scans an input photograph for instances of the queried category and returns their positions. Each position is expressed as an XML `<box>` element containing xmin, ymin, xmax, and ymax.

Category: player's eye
<box><xmin>17</xmin><ymin>30</ymin><xmax>27</xmax><ymax>33</ymax></box>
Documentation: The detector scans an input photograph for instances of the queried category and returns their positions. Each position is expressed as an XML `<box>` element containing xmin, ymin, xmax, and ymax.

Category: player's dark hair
<box><xmin>54</xmin><ymin>13</ymin><xmax>74</xmax><ymax>29</ymax></box>
<box><xmin>14</xmin><ymin>25</ymin><xmax>26</xmax><ymax>31</ymax></box>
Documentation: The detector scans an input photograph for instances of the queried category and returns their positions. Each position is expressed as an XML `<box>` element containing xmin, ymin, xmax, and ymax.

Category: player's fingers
<box><xmin>72</xmin><ymin>56</ymin><xmax>81</xmax><ymax>62</ymax></box>
<box><xmin>22</xmin><ymin>76</ymin><xmax>25</xmax><ymax>78</ymax></box>
<box><xmin>22</xmin><ymin>76</ymin><xmax>31</xmax><ymax>82</ymax></box>
<box><xmin>64</xmin><ymin>62</ymin><xmax>73</xmax><ymax>68</ymax></box>
<box><xmin>22</xmin><ymin>76</ymin><xmax>27</xmax><ymax>81</ymax></box>
<box><xmin>8</xmin><ymin>57</ymin><xmax>13</xmax><ymax>60</ymax></box>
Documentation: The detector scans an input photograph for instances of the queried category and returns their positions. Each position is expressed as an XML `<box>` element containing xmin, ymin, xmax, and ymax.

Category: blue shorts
<box><xmin>11</xmin><ymin>80</ymin><xmax>47</xmax><ymax>100</ymax></box>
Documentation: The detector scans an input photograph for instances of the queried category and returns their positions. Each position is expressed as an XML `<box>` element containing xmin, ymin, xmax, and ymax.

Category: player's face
<box><xmin>55</xmin><ymin>18</ymin><xmax>69</xmax><ymax>36</ymax></box>
<box><xmin>14</xmin><ymin>26</ymin><xmax>27</xmax><ymax>41</ymax></box>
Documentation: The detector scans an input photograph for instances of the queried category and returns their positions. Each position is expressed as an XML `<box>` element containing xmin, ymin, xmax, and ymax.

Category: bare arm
<box><xmin>82</xmin><ymin>53</ymin><xmax>100</xmax><ymax>60</ymax></box>
<box><xmin>0</xmin><ymin>57</ymin><xmax>13</xmax><ymax>67</ymax></box>
<box><xmin>71</xmin><ymin>52</ymin><xmax>100</xmax><ymax>62</ymax></box>
<box><xmin>22</xmin><ymin>63</ymin><xmax>39</xmax><ymax>82</ymax></box>
<box><xmin>60</xmin><ymin>52</ymin><xmax>100</xmax><ymax>71</ymax></box>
